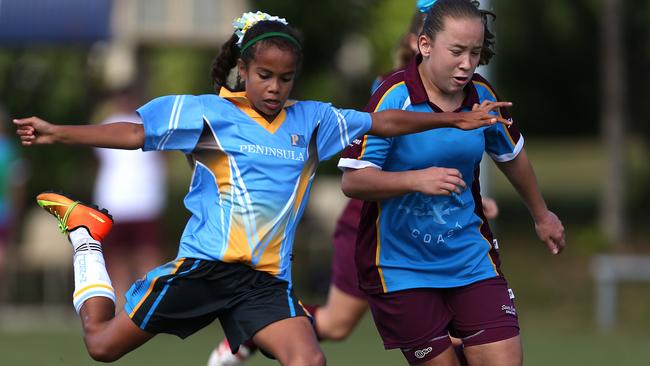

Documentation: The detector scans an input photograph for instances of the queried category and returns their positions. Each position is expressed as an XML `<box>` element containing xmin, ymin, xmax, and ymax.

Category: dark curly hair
<box><xmin>420</xmin><ymin>0</ymin><xmax>496</xmax><ymax>65</ymax></box>
<box><xmin>210</xmin><ymin>20</ymin><xmax>303</xmax><ymax>92</ymax></box>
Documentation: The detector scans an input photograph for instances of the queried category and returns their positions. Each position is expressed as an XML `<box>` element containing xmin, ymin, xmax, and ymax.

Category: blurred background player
<box><xmin>207</xmin><ymin>3</ymin><xmax>498</xmax><ymax>365</ymax></box>
<box><xmin>0</xmin><ymin>103</ymin><xmax>27</xmax><ymax>299</ymax></box>
<box><xmin>91</xmin><ymin>84</ymin><xmax>167</xmax><ymax>310</ymax></box>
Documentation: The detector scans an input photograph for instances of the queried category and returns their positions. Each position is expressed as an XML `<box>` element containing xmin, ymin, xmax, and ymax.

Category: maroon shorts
<box><xmin>102</xmin><ymin>219</ymin><xmax>162</xmax><ymax>257</ymax></box>
<box><xmin>367</xmin><ymin>277</ymin><xmax>519</xmax><ymax>363</ymax></box>
<box><xmin>330</xmin><ymin>199</ymin><xmax>365</xmax><ymax>299</ymax></box>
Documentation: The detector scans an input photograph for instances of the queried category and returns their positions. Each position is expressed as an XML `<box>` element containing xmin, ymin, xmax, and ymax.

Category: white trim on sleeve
<box><xmin>337</xmin><ymin>158</ymin><xmax>382</xmax><ymax>171</ymax></box>
<box><xmin>489</xmin><ymin>135</ymin><xmax>525</xmax><ymax>162</ymax></box>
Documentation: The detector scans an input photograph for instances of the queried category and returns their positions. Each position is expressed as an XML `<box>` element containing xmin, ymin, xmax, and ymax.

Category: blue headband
<box><xmin>417</xmin><ymin>0</ymin><xmax>438</xmax><ymax>13</ymax></box>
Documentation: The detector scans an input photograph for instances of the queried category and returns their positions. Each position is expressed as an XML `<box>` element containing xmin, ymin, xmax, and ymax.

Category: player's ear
<box><xmin>418</xmin><ymin>35</ymin><xmax>432</xmax><ymax>57</ymax></box>
<box><xmin>237</xmin><ymin>59</ymin><xmax>247</xmax><ymax>83</ymax></box>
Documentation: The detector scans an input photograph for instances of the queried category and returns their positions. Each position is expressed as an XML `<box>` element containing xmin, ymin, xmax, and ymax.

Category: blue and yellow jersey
<box><xmin>338</xmin><ymin>55</ymin><xmax>523</xmax><ymax>294</ymax></box>
<box><xmin>137</xmin><ymin>88</ymin><xmax>371</xmax><ymax>283</ymax></box>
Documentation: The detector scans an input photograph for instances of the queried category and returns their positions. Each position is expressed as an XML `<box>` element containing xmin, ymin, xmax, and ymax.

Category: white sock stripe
<box><xmin>74</xmin><ymin>243</ymin><xmax>103</xmax><ymax>252</ymax></box>
<box><xmin>73</xmin><ymin>290</ymin><xmax>115</xmax><ymax>313</ymax></box>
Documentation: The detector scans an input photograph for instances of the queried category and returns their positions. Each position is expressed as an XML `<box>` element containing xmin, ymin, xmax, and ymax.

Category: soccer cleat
<box><xmin>36</xmin><ymin>191</ymin><xmax>113</xmax><ymax>241</ymax></box>
<box><xmin>207</xmin><ymin>339</ymin><xmax>254</xmax><ymax>366</ymax></box>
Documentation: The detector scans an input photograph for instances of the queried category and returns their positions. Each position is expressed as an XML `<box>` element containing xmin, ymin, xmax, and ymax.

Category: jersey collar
<box><xmin>218</xmin><ymin>88</ymin><xmax>297</xmax><ymax>133</ymax></box>
<box><xmin>403</xmin><ymin>54</ymin><xmax>480</xmax><ymax>112</ymax></box>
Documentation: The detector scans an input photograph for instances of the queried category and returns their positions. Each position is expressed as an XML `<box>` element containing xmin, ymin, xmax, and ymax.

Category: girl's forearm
<box><xmin>341</xmin><ymin>167</ymin><xmax>416</xmax><ymax>200</ymax></box>
<box><xmin>55</xmin><ymin>122</ymin><xmax>145</xmax><ymax>149</ymax></box>
<box><xmin>368</xmin><ymin>110</ymin><xmax>455</xmax><ymax>137</ymax></box>
<box><xmin>496</xmin><ymin>149</ymin><xmax>548</xmax><ymax>221</ymax></box>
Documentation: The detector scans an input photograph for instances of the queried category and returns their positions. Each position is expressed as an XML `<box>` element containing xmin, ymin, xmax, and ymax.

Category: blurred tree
<box><xmin>624</xmin><ymin>0</ymin><xmax>650</xmax><ymax>228</ymax></box>
<box><xmin>0</xmin><ymin>48</ymin><xmax>99</xmax><ymax>201</ymax></box>
<box><xmin>600</xmin><ymin>0</ymin><xmax>626</xmax><ymax>246</ymax></box>
<box><xmin>494</xmin><ymin>0</ymin><xmax>600</xmax><ymax>136</ymax></box>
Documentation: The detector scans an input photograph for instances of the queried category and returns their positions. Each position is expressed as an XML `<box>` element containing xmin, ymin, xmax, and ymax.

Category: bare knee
<box><xmin>286</xmin><ymin>350</ymin><xmax>326</xmax><ymax>366</ymax></box>
<box><xmin>320</xmin><ymin>322</ymin><xmax>354</xmax><ymax>341</ymax></box>
<box><xmin>316</xmin><ymin>309</ymin><xmax>361</xmax><ymax>341</ymax></box>
<box><xmin>85</xmin><ymin>339</ymin><xmax>124</xmax><ymax>363</ymax></box>
<box><xmin>82</xmin><ymin>327</ymin><xmax>126</xmax><ymax>362</ymax></box>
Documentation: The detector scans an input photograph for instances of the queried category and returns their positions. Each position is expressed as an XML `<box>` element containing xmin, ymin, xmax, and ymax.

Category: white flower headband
<box><xmin>232</xmin><ymin>11</ymin><xmax>289</xmax><ymax>47</ymax></box>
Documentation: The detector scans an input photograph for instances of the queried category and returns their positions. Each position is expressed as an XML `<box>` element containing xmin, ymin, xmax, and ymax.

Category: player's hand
<box><xmin>534</xmin><ymin>210</ymin><xmax>566</xmax><ymax>255</ymax></box>
<box><xmin>481</xmin><ymin>196</ymin><xmax>499</xmax><ymax>220</ymax></box>
<box><xmin>455</xmin><ymin>101</ymin><xmax>512</xmax><ymax>130</ymax></box>
<box><xmin>411</xmin><ymin>167</ymin><xmax>466</xmax><ymax>196</ymax></box>
<box><xmin>13</xmin><ymin>117</ymin><xmax>57</xmax><ymax>146</ymax></box>
<box><xmin>472</xmin><ymin>100</ymin><xmax>513</xmax><ymax>126</ymax></box>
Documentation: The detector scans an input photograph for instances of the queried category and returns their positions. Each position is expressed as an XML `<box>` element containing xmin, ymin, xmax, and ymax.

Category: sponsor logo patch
<box><xmin>414</xmin><ymin>346</ymin><xmax>433</xmax><ymax>359</ymax></box>
<box><xmin>502</xmin><ymin>304</ymin><xmax>517</xmax><ymax>316</ymax></box>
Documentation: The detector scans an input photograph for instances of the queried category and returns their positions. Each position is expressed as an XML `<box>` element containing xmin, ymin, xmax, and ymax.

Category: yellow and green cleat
<box><xmin>36</xmin><ymin>191</ymin><xmax>113</xmax><ymax>242</ymax></box>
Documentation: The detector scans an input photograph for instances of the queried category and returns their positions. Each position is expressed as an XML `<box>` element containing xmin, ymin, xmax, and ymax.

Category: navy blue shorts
<box><xmin>124</xmin><ymin>258</ymin><xmax>309</xmax><ymax>352</ymax></box>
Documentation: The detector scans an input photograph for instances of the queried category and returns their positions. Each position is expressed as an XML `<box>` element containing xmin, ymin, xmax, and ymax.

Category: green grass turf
<box><xmin>2</xmin><ymin>314</ymin><xmax>650</xmax><ymax>365</ymax></box>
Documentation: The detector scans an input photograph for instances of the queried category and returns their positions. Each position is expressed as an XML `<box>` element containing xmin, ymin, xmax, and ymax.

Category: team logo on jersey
<box><xmin>398</xmin><ymin>194</ymin><xmax>462</xmax><ymax>225</ymax></box>
<box><xmin>290</xmin><ymin>134</ymin><xmax>306</xmax><ymax>147</ymax></box>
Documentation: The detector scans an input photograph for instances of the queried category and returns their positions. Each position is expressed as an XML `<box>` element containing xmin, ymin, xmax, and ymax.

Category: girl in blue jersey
<box><xmin>339</xmin><ymin>1</ymin><xmax>566</xmax><ymax>365</ymax></box>
<box><xmin>15</xmin><ymin>11</ymin><xmax>510</xmax><ymax>365</ymax></box>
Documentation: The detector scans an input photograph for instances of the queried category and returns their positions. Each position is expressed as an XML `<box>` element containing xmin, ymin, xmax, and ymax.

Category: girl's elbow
<box><xmin>341</xmin><ymin>174</ymin><xmax>360</xmax><ymax>198</ymax></box>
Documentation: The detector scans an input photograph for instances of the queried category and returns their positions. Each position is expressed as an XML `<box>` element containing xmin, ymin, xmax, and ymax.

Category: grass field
<box><xmin>3</xmin><ymin>234</ymin><xmax>650</xmax><ymax>366</ymax></box>
<box><xmin>2</xmin><ymin>314</ymin><xmax>650</xmax><ymax>365</ymax></box>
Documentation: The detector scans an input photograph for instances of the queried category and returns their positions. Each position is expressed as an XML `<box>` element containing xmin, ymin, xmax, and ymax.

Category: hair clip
<box><xmin>233</xmin><ymin>11</ymin><xmax>289</xmax><ymax>47</ymax></box>
<box><xmin>417</xmin><ymin>0</ymin><xmax>438</xmax><ymax>13</ymax></box>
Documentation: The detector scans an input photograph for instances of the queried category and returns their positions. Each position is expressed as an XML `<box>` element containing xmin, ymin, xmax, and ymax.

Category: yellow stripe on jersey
<box><xmin>208</xmin><ymin>152</ymin><xmax>254</xmax><ymax>263</ymax></box>
<box><xmin>292</xmin><ymin>158</ymin><xmax>318</xmax><ymax>214</ymax></box>
<box><xmin>358</xmin><ymin>81</ymin><xmax>405</xmax><ymax>160</ymax></box>
<box><xmin>223</xmin><ymin>212</ymin><xmax>253</xmax><ymax>263</ymax></box>
<box><xmin>198</xmin><ymin>149</ymin><xmax>233</xmax><ymax>203</ymax></box>
<box><xmin>193</xmin><ymin>135</ymin><xmax>253</xmax><ymax>262</ymax></box>
<box><xmin>253</xmin><ymin>230</ymin><xmax>284</xmax><ymax>275</ymax></box>
<box><xmin>477</xmin><ymin>223</ymin><xmax>499</xmax><ymax>275</ymax></box>
<box><xmin>256</xmin><ymin>149</ymin><xmax>319</xmax><ymax>275</ymax></box>
<box><xmin>376</xmin><ymin>203</ymin><xmax>388</xmax><ymax>293</ymax></box>
<box><xmin>358</xmin><ymin>135</ymin><xmax>369</xmax><ymax>159</ymax></box>
<box><xmin>373</xmin><ymin>81</ymin><xmax>405</xmax><ymax>112</ymax></box>
<box><xmin>472</xmin><ymin>81</ymin><xmax>517</xmax><ymax>147</ymax></box>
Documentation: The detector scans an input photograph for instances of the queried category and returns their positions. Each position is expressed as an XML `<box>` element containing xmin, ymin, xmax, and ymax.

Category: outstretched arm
<box><xmin>495</xmin><ymin>148</ymin><xmax>566</xmax><ymax>254</ymax></box>
<box><xmin>341</xmin><ymin>166</ymin><xmax>466</xmax><ymax>201</ymax></box>
<box><xmin>368</xmin><ymin>100</ymin><xmax>512</xmax><ymax>137</ymax></box>
<box><xmin>14</xmin><ymin>117</ymin><xmax>145</xmax><ymax>150</ymax></box>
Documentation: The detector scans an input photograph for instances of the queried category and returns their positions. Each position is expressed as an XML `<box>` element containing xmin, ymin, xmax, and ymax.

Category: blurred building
<box><xmin>0</xmin><ymin>0</ymin><xmax>248</xmax><ymax>88</ymax></box>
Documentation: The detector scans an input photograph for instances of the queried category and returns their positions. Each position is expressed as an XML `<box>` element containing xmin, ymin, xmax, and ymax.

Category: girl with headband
<box><xmin>339</xmin><ymin>0</ymin><xmax>566</xmax><ymax>365</ymax></box>
<box><xmin>15</xmin><ymin>10</ymin><xmax>510</xmax><ymax>365</ymax></box>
